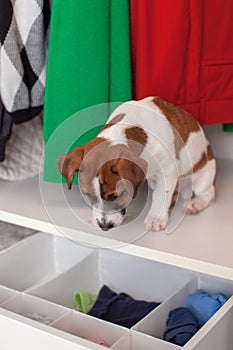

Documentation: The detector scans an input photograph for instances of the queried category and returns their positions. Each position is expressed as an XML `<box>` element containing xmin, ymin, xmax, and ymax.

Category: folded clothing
<box><xmin>188</xmin><ymin>290</ymin><xmax>227</xmax><ymax>327</ymax></box>
<box><xmin>163</xmin><ymin>307</ymin><xmax>199</xmax><ymax>346</ymax></box>
<box><xmin>23</xmin><ymin>312</ymin><xmax>52</xmax><ymax>325</ymax></box>
<box><xmin>74</xmin><ymin>291</ymin><xmax>97</xmax><ymax>314</ymax></box>
<box><xmin>88</xmin><ymin>285</ymin><xmax>160</xmax><ymax>328</ymax></box>
<box><xmin>0</xmin><ymin>115</ymin><xmax>44</xmax><ymax>180</ymax></box>
<box><xmin>87</xmin><ymin>338</ymin><xmax>109</xmax><ymax>347</ymax></box>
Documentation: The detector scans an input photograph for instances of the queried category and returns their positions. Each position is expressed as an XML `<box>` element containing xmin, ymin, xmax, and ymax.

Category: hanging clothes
<box><xmin>0</xmin><ymin>99</ymin><xmax>12</xmax><ymax>161</ymax></box>
<box><xmin>0</xmin><ymin>115</ymin><xmax>44</xmax><ymax>181</ymax></box>
<box><xmin>43</xmin><ymin>0</ymin><xmax>132</xmax><ymax>183</ymax></box>
<box><xmin>130</xmin><ymin>0</ymin><xmax>233</xmax><ymax>125</ymax></box>
<box><xmin>223</xmin><ymin>124</ymin><xmax>233</xmax><ymax>132</ymax></box>
<box><xmin>0</xmin><ymin>0</ymin><xmax>50</xmax><ymax>161</ymax></box>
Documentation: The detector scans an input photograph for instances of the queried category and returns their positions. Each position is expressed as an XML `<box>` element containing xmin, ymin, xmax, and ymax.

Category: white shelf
<box><xmin>0</xmin><ymin>158</ymin><xmax>233</xmax><ymax>280</ymax></box>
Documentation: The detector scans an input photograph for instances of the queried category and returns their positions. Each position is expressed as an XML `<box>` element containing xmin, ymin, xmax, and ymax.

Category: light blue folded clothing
<box><xmin>188</xmin><ymin>290</ymin><xmax>227</xmax><ymax>327</ymax></box>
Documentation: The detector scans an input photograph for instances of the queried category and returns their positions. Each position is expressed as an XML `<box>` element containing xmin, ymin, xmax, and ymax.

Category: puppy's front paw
<box><xmin>144</xmin><ymin>213</ymin><xmax>169</xmax><ymax>232</ymax></box>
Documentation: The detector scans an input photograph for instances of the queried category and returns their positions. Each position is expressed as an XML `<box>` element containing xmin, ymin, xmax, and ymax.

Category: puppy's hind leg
<box><xmin>185</xmin><ymin>158</ymin><xmax>216</xmax><ymax>215</ymax></box>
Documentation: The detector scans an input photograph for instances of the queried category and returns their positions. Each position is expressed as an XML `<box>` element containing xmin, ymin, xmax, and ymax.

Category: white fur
<box><xmin>94</xmin><ymin>98</ymin><xmax>216</xmax><ymax>231</ymax></box>
<box><xmin>91</xmin><ymin>177</ymin><xmax>124</xmax><ymax>229</ymax></box>
<box><xmin>98</xmin><ymin>124</ymin><xmax>128</xmax><ymax>147</ymax></box>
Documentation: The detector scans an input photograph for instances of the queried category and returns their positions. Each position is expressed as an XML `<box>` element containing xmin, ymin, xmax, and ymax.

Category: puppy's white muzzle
<box><xmin>92</xmin><ymin>207</ymin><xmax>126</xmax><ymax>231</ymax></box>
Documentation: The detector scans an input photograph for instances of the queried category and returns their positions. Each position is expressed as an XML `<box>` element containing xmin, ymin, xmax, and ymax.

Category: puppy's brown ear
<box><xmin>115</xmin><ymin>157</ymin><xmax>147</xmax><ymax>198</ymax></box>
<box><xmin>57</xmin><ymin>146</ymin><xmax>84</xmax><ymax>189</ymax></box>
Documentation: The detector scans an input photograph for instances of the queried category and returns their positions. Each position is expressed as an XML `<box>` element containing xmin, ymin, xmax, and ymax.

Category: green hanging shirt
<box><xmin>43</xmin><ymin>0</ymin><xmax>132</xmax><ymax>183</ymax></box>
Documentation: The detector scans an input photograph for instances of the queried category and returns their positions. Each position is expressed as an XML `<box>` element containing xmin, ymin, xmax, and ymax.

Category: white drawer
<box><xmin>0</xmin><ymin>232</ymin><xmax>232</xmax><ymax>349</ymax></box>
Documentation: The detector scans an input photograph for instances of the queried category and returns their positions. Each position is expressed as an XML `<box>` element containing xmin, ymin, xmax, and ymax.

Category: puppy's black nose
<box><xmin>97</xmin><ymin>220</ymin><xmax>114</xmax><ymax>231</ymax></box>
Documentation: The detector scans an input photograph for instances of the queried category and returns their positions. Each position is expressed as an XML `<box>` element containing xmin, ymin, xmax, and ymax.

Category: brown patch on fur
<box><xmin>83</xmin><ymin>137</ymin><xmax>106</xmax><ymax>154</ymax></box>
<box><xmin>110</xmin><ymin>113</ymin><xmax>125</xmax><ymax>124</ymax></box>
<box><xmin>192</xmin><ymin>146</ymin><xmax>216</xmax><ymax>187</ymax></box>
<box><xmin>207</xmin><ymin>144</ymin><xmax>215</xmax><ymax>160</ymax></box>
<box><xmin>125</xmin><ymin>126</ymin><xmax>148</xmax><ymax>155</ymax></box>
<box><xmin>57</xmin><ymin>146</ymin><xmax>85</xmax><ymax>189</ymax></box>
<box><xmin>97</xmin><ymin>145</ymin><xmax>147</xmax><ymax>200</ymax></box>
<box><xmin>57</xmin><ymin>137</ymin><xmax>107</xmax><ymax>190</ymax></box>
<box><xmin>206</xmin><ymin>144</ymin><xmax>216</xmax><ymax>187</ymax></box>
<box><xmin>153</xmin><ymin>97</ymin><xmax>201</xmax><ymax>157</ymax></box>
<box><xmin>97</xmin><ymin>160</ymin><xmax>135</xmax><ymax>210</ymax></box>
<box><xmin>193</xmin><ymin>153</ymin><xmax>207</xmax><ymax>173</ymax></box>
<box><xmin>99</xmin><ymin>113</ymin><xmax>125</xmax><ymax>133</ymax></box>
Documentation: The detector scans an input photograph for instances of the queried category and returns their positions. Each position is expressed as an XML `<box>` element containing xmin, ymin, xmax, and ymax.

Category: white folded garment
<box><xmin>0</xmin><ymin>114</ymin><xmax>44</xmax><ymax>181</ymax></box>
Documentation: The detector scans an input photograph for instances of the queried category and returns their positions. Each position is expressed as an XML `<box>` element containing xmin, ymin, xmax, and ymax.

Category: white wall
<box><xmin>204</xmin><ymin>125</ymin><xmax>233</xmax><ymax>160</ymax></box>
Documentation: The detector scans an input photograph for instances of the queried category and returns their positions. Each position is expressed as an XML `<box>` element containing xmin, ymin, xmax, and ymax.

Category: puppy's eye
<box><xmin>111</xmin><ymin>166</ymin><xmax>118</xmax><ymax>175</ymax></box>
<box><xmin>108</xmin><ymin>193</ymin><xmax>118</xmax><ymax>202</ymax></box>
<box><xmin>108</xmin><ymin>191</ymin><xmax>126</xmax><ymax>202</ymax></box>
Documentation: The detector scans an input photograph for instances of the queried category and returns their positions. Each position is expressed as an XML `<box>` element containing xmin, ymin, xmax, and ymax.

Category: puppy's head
<box><xmin>57</xmin><ymin>142</ymin><xmax>147</xmax><ymax>230</ymax></box>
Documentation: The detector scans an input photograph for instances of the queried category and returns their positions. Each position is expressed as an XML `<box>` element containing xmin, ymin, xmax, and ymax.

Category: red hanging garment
<box><xmin>130</xmin><ymin>0</ymin><xmax>233</xmax><ymax>125</ymax></box>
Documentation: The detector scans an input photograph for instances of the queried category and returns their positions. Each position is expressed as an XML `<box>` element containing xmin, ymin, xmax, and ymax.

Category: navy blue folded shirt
<box><xmin>163</xmin><ymin>307</ymin><xmax>199</xmax><ymax>346</ymax></box>
<box><xmin>88</xmin><ymin>285</ymin><xmax>160</xmax><ymax>328</ymax></box>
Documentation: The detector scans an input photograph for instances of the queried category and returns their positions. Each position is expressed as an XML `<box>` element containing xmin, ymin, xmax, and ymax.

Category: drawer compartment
<box><xmin>27</xmin><ymin>248</ymin><xmax>194</xmax><ymax>310</ymax></box>
<box><xmin>0</xmin><ymin>285</ymin><xmax>19</xmax><ymax>304</ymax></box>
<box><xmin>0</xmin><ymin>232</ymin><xmax>94</xmax><ymax>290</ymax></box>
<box><xmin>1</xmin><ymin>293</ymin><xmax>70</xmax><ymax>325</ymax></box>
<box><xmin>112</xmin><ymin>331</ymin><xmax>181</xmax><ymax>350</ymax></box>
<box><xmin>133</xmin><ymin>275</ymin><xmax>233</xmax><ymax>349</ymax></box>
<box><xmin>0</xmin><ymin>232</ymin><xmax>232</xmax><ymax>350</ymax></box>
<box><xmin>51</xmin><ymin>310</ymin><xmax>128</xmax><ymax>347</ymax></box>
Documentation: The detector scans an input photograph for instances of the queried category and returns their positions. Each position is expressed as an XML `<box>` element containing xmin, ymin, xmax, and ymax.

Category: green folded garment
<box><xmin>74</xmin><ymin>291</ymin><xmax>98</xmax><ymax>314</ymax></box>
<box><xmin>223</xmin><ymin>124</ymin><xmax>233</xmax><ymax>132</ymax></box>
<box><xmin>43</xmin><ymin>0</ymin><xmax>132</xmax><ymax>183</ymax></box>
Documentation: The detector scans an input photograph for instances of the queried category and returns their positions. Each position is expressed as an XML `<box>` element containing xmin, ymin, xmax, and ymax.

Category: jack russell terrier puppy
<box><xmin>57</xmin><ymin>97</ymin><xmax>216</xmax><ymax>231</ymax></box>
